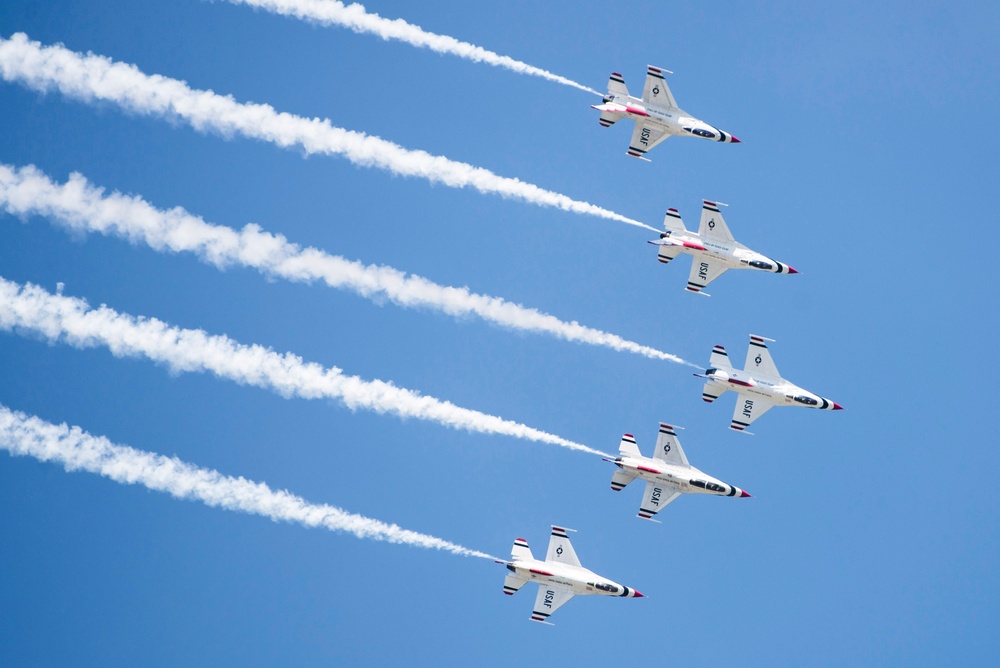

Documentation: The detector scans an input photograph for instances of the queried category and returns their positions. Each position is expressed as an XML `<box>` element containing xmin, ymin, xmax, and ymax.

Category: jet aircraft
<box><xmin>650</xmin><ymin>200</ymin><xmax>797</xmax><ymax>295</ymax></box>
<box><xmin>607</xmin><ymin>423</ymin><xmax>750</xmax><ymax>521</ymax></box>
<box><xmin>592</xmin><ymin>65</ymin><xmax>740</xmax><ymax>161</ymax></box>
<box><xmin>497</xmin><ymin>526</ymin><xmax>644</xmax><ymax>625</ymax></box>
<box><xmin>696</xmin><ymin>335</ymin><xmax>843</xmax><ymax>433</ymax></box>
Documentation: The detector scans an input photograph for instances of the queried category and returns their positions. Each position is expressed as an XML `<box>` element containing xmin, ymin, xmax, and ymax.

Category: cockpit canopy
<box><xmin>793</xmin><ymin>395</ymin><xmax>819</xmax><ymax>406</ymax></box>
<box><xmin>749</xmin><ymin>260</ymin><xmax>773</xmax><ymax>270</ymax></box>
<box><xmin>690</xmin><ymin>479</ymin><xmax>727</xmax><ymax>493</ymax></box>
<box><xmin>592</xmin><ymin>582</ymin><xmax>620</xmax><ymax>593</ymax></box>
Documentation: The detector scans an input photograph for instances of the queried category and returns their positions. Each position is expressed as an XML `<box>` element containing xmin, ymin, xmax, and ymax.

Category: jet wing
<box><xmin>531</xmin><ymin>585</ymin><xmax>575</xmax><ymax>624</ymax></box>
<box><xmin>745</xmin><ymin>335</ymin><xmax>780</xmax><ymax>378</ymax></box>
<box><xmin>637</xmin><ymin>481</ymin><xmax>682</xmax><ymax>521</ymax></box>
<box><xmin>652</xmin><ymin>422</ymin><xmax>689</xmax><ymax>467</ymax></box>
<box><xmin>642</xmin><ymin>65</ymin><xmax>678</xmax><ymax>109</ymax></box>
<box><xmin>546</xmin><ymin>526</ymin><xmax>581</xmax><ymax>567</ymax></box>
<box><xmin>686</xmin><ymin>257</ymin><xmax>729</xmax><ymax>294</ymax></box>
<box><xmin>730</xmin><ymin>396</ymin><xmax>776</xmax><ymax>433</ymax></box>
<box><xmin>627</xmin><ymin>122</ymin><xmax>670</xmax><ymax>160</ymax></box>
<box><xmin>698</xmin><ymin>201</ymin><xmax>735</xmax><ymax>242</ymax></box>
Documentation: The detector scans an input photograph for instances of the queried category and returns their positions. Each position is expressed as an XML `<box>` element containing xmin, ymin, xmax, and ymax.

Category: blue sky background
<box><xmin>1</xmin><ymin>1</ymin><xmax>997</xmax><ymax>665</ymax></box>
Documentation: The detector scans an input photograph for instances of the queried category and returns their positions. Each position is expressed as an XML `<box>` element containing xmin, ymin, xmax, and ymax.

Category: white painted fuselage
<box><xmin>614</xmin><ymin>453</ymin><xmax>747</xmax><ymax>499</ymax></box>
<box><xmin>503</xmin><ymin>558</ymin><xmax>640</xmax><ymax>600</ymax></box>
<box><xmin>596</xmin><ymin>94</ymin><xmax>738</xmax><ymax>145</ymax></box>
<box><xmin>653</xmin><ymin>228</ymin><xmax>796</xmax><ymax>277</ymax></box>
<box><xmin>704</xmin><ymin>366</ymin><xmax>838</xmax><ymax>411</ymax></box>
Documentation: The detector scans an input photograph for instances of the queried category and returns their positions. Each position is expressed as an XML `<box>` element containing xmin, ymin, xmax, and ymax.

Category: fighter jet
<box><xmin>606</xmin><ymin>423</ymin><xmax>750</xmax><ymax>521</ymax></box>
<box><xmin>650</xmin><ymin>200</ymin><xmax>798</xmax><ymax>295</ymax></box>
<box><xmin>592</xmin><ymin>65</ymin><xmax>740</xmax><ymax>161</ymax></box>
<box><xmin>695</xmin><ymin>335</ymin><xmax>844</xmax><ymax>433</ymax></box>
<box><xmin>497</xmin><ymin>525</ymin><xmax>644</xmax><ymax>625</ymax></box>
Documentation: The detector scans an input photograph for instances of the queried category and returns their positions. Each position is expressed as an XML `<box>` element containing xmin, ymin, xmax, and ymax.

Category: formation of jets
<box><xmin>499</xmin><ymin>65</ymin><xmax>843</xmax><ymax>624</ymax></box>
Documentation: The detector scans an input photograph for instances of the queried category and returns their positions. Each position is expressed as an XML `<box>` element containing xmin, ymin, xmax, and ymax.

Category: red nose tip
<box><xmin>730</xmin><ymin>136</ymin><xmax>741</xmax><ymax>143</ymax></box>
<box><xmin>788</xmin><ymin>266</ymin><xmax>799</xmax><ymax>274</ymax></box>
<box><xmin>632</xmin><ymin>590</ymin><xmax>645</xmax><ymax>598</ymax></box>
<box><xmin>740</xmin><ymin>490</ymin><xmax>752</xmax><ymax>498</ymax></box>
<box><xmin>833</xmin><ymin>402</ymin><xmax>844</xmax><ymax>410</ymax></box>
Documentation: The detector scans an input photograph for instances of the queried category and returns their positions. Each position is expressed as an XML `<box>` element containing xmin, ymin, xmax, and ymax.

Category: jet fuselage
<box><xmin>598</xmin><ymin>92</ymin><xmax>739</xmax><ymax>144</ymax></box>
<box><xmin>613</xmin><ymin>454</ymin><xmax>748</xmax><ymax>499</ymax></box>
<box><xmin>654</xmin><ymin>229</ymin><xmax>797</xmax><ymax>276</ymax></box>
<box><xmin>704</xmin><ymin>367</ymin><xmax>840</xmax><ymax>411</ymax></box>
<box><xmin>504</xmin><ymin>559</ymin><xmax>641</xmax><ymax>599</ymax></box>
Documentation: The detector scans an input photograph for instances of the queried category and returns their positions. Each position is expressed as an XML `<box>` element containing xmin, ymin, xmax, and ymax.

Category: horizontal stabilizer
<box><xmin>503</xmin><ymin>573</ymin><xmax>528</xmax><ymax>596</ymax></box>
<box><xmin>663</xmin><ymin>208</ymin><xmax>687</xmax><ymax>233</ymax></box>
<box><xmin>710</xmin><ymin>345</ymin><xmax>731</xmax><ymax>370</ymax></box>
<box><xmin>511</xmin><ymin>537</ymin><xmax>533</xmax><ymax>562</ymax></box>
<box><xmin>607</xmin><ymin>72</ymin><xmax>629</xmax><ymax>98</ymax></box>
<box><xmin>702</xmin><ymin>380</ymin><xmax>726</xmax><ymax>403</ymax></box>
<box><xmin>618</xmin><ymin>433</ymin><xmax>641</xmax><ymax>458</ymax></box>
<box><xmin>611</xmin><ymin>468</ymin><xmax>636</xmax><ymax>491</ymax></box>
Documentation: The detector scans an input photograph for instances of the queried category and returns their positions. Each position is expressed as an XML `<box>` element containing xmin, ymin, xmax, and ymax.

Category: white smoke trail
<box><xmin>0</xmin><ymin>404</ymin><xmax>498</xmax><ymax>559</ymax></box>
<box><xmin>0</xmin><ymin>163</ymin><xmax>690</xmax><ymax>366</ymax></box>
<box><xmin>0</xmin><ymin>33</ymin><xmax>655</xmax><ymax>233</ymax></box>
<box><xmin>0</xmin><ymin>277</ymin><xmax>608</xmax><ymax>456</ymax></box>
<box><xmin>222</xmin><ymin>0</ymin><xmax>601</xmax><ymax>95</ymax></box>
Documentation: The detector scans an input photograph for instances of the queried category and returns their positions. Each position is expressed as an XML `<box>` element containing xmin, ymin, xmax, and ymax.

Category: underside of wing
<box><xmin>699</xmin><ymin>201</ymin><xmax>735</xmax><ymax>242</ymax></box>
<box><xmin>686</xmin><ymin>257</ymin><xmax>729</xmax><ymax>294</ymax></box>
<box><xmin>745</xmin><ymin>335</ymin><xmax>780</xmax><ymax>378</ymax></box>
<box><xmin>642</xmin><ymin>65</ymin><xmax>678</xmax><ymax>109</ymax></box>
<box><xmin>531</xmin><ymin>585</ymin><xmax>575</xmax><ymax>624</ymax></box>
<box><xmin>546</xmin><ymin>526</ymin><xmax>582</xmax><ymax>567</ymax></box>
<box><xmin>730</xmin><ymin>396</ymin><xmax>776</xmax><ymax>433</ymax></box>
<box><xmin>638</xmin><ymin>481</ymin><xmax>682</xmax><ymax>520</ymax></box>
<box><xmin>652</xmin><ymin>423</ymin><xmax>689</xmax><ymax>467</ymax></box>
<box><xmin>627</xmin><ymin>122</ymin><xmax>670</xmax><ymax>160</ymax></box>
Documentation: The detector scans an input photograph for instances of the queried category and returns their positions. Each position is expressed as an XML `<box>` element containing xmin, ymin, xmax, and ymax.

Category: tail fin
<box><xmin>663</xmin><ymin>208</ymin><xmax>687</xmax><ymax>233</ymax></box>
<box><xmin>608</xmin><ymin>72</ymin><xmax>630</xmax><ymax>97</ymax></box>
<box><xmin>618</xmin><ymin>433</ymin><xmax>642</xmax><ymax>458</ymax></box>
<box><xmin>511</xmin><ymin>537</ymin><xmax>533</xmax><ymax>562</ymax></box>
<box><xmin>703</xmin><ymin>345</ymin><xmax>731</xmax><ymax>403</ymax></box>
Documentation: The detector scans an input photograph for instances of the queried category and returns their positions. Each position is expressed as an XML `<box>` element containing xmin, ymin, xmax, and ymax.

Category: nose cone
<box><xmin>740</xmin><ymin>489</ymin><xmax>752</xmax><ymax>498</ymax></box>
<box><xmin>787</xmin><ymin>266</ymin><xmax>799</xmax><ymax>274</ymax></box>
<box><xmin>832</xmin><ymin>402</ymin><xmax>845</xmax><ymax>410</ymax></box>
<box><xmin>631</xmin><ymin>590</ymin><xmax>645</xmax><ymax>598</ymax></box>
<box><xmin>730</xmin><ymin>135</ymin><xmax>741</xmax><ymax>143</ymax></box>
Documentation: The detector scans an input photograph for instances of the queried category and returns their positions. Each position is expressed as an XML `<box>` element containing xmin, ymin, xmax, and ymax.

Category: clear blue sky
<box><xmin>1</xmin><ymin>1</ymin><xmax>997</xmax><ymax>665</ymax></box>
